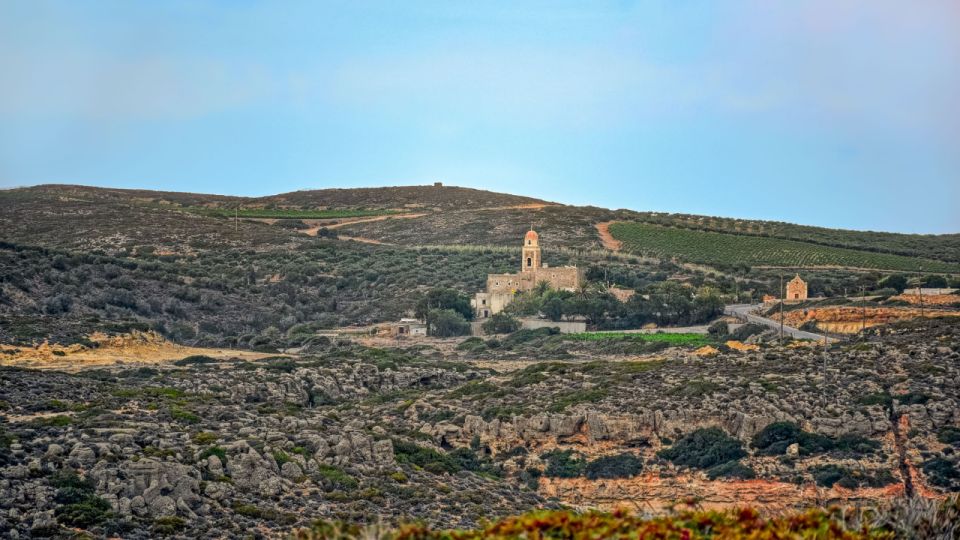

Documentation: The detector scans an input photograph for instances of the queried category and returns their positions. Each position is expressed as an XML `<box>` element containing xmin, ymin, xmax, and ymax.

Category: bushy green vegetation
<box><xmin>752</xmin><ymin>422</ymin><xmax>834</xmax><ymax>456</ymax></box>
<box><xmin>541</xmin><ymin>450</ymin><xmax>645</xmax><ymax>480</ymax></box>
<box><xmin>610</xmin><ymin>222</ymin><xmax>959</xmax><ymax>273</ymax></box>
<box><xmin>937</xmin><ymin>426</ymin><xmax>960</xmax><ymax>445</ymax></box>
<box><xmin>546</xmin><ymin>388</ymin><xmax>608</xmax><ymax>412</ymax></box>
<box><xmin>392</xmin><ymin>439</ymin><xmax>496</xmax><ymax>476</ymax></box>
<box><xmin>480</xmin><ymin>313</ymin><xmax>521</xmax><ymax>334</ymax></box>
<box><xmin>317</xmin><ymin>464</ymin><xmax>359</xmax><ymax>490</ymax></box>
<box><xmin>507</xmin><ymin>281</ymin><xmax>724</xmax><ymax>330</ymax></box>
<box><xmin>198</xmin><ymin>446</ymin><xmax>228</xmax><ymax>466</ymax></box>
<box><xmin>51</xmin><ymin>470</ymin><xmax>114</xmax><ymax>528</ymax></box>
<box><xmin>151</xmin><ymin>516</ymin><xmax>187</xmax><ymax>535</ymax></box>
<box><xmin>657</xmin><ymin>427</ymin><xmax>749</xmax><ymax>478</ymax></box>
<box><xmin>810</xmin><ymin>464</ymin><xmax>897</xmax><ymax>489</ymax></box>
<box><xmin>753</xmin><ymin>422</ymin><xmax>882</xmax><ymax>459</ymax></box>
<box><xmin>541</xmin><ymin>450</ymin><xmax>585</xmax><ymax>478</ymax></box>
<box><xmin>923</xmin><ymin>457</ymin><xmax>960</xmax><ymax>489</ymax></box>
<box><xmin>173</xmin><ymin>355</ymin><xmax>217</xmax><ymax>366</ymax></box>
<box><xmin>583</xmin><ymin>453</ymin><xmax>644</xmax><ymax>480</ymax></box>
<box><xmin>231</xmin><ymin>502</ymin><xmax>297</xmax><ymax>524</ymax></box>
<box><xmin>427</xmin><ymin>309</ymin><xmax>471</xmax><ymax>337</ymax></box>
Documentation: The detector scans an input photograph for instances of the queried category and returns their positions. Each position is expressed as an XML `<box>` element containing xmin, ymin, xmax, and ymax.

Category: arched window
<box><xmin>526</xmin><ymin>257</ymin><xmax>532</xmax><ymax>267</ymax></box>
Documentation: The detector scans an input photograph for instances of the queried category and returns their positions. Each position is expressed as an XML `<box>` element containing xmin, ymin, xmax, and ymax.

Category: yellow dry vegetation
<box><xmin>0</xmin><ymin>330</ymin><xmax>277</xmax><ymax>371</ymax></box>
<box><xmin>725</xmin><ymin>340</ymin><xmax>760</xmax><ymax>352</ymax></box>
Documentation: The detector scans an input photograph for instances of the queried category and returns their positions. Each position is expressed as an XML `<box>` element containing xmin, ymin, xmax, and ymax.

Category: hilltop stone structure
<box><xmin>472</xmin><ymin>229</ymin><xmax>582</xmax><ymax>318</ymax></box>
<box><xmin>786</xmin><ymin>274</ymin><xmax>808</xmax><ymax>301</ymax></box>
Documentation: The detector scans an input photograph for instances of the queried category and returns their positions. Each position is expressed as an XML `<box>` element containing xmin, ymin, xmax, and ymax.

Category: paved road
<box><xmin>724</xmin><ymin>304</ymin><xmax>827</xmax><ymax>341</ymax></box>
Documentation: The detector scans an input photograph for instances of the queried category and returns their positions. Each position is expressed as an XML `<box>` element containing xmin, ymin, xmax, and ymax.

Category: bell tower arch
<box><xmin>522</xmin><ymin>229</ymin><xmax>541</xmax><ymax>272</ymax></box>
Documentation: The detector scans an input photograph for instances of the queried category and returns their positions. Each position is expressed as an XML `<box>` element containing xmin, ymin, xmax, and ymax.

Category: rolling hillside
<box><xmin>1</xmin><ymin>184</ymin><xmax>957</xmax><ymax>350</ymax></box>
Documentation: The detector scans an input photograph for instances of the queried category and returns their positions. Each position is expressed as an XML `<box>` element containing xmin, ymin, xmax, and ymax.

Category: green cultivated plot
<box><xmin>609</xmin><ymin>222</ymin><xmax>960</xmax><ymax>273</ymax></box>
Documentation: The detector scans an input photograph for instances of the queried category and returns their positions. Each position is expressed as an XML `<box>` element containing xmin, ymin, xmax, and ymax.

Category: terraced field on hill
<box><xmin>608</xmin><ymin>222</ymin><xmax>960</xmax><ymax>273</ymax></box>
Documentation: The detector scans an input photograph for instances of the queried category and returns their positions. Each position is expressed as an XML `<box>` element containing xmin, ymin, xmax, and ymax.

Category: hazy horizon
<box><xmin>2</xmin><ymin>1</ymin><xmax>958</xmax><ymax>234</ymax></box>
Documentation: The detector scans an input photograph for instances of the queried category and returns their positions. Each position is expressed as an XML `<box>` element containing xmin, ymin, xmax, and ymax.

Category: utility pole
<box><xmin>918</xmin><ymin>266</ymin><xmax>925</xmax><ymax>319</ymax></box>
<box><xmin>235</xmin><ymin>207</ymin><xmax>238</xmax><ymax>232</ymax></box>
<box><xmin>861</xmin><ymin>285</ymin><xmax>866</xmax><ymax>337</ymax></box>
<box><xmin>779</xmin><ymin>272</ymin><xmax>784</xmax><ymax>345</ymax></box>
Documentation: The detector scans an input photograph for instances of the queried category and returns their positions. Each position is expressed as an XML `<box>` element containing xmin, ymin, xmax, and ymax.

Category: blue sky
<box><xmin>1</xmin><ymin>1</ymin><xmax>957</xmax><ymax>233</ymax></box>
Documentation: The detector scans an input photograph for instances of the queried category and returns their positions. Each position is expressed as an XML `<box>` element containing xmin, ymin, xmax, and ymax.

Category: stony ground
<box><xmin>1</xmin><ymin>319</ymin><xmax>958</xmax><ymax>538</ymax></box>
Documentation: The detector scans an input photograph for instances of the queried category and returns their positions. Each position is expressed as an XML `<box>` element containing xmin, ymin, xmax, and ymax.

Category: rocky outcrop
<box><xmin>540</xmin><ymin>475</ymin><xmax>907</xmax><ymax>513</ymax></box>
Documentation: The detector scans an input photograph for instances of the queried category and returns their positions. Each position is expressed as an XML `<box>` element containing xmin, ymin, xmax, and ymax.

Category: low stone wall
<box><xmin>519</xmin><ymin>318</ymin><xmax>586</xmax><ymax>334</ymax></box>
<box><xmin>470</xmin><ymin>318</ymin><xmax>586</xmax><ymax>336</ymax></box>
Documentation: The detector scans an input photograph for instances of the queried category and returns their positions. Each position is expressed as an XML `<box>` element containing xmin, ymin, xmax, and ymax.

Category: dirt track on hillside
<box><xmin>298</xmin><ymin>203</ymin><xmax>556</xmax><ymax>242</ymax></box>
<box><xmin>595</xmin><ymin>221</ymin><xmax>622</xmax><ymax>251</ymax></box>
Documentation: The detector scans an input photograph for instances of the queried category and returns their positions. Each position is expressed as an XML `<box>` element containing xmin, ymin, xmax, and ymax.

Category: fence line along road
<box><xmin>724</xmin><ymin>303</ymin><xmax>827</xmax><ymax>341</ymax></box>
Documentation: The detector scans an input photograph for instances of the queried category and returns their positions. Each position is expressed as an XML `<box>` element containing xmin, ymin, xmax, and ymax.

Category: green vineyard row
<box><xmin>608</xmin><ymin>222</ymin><xmax>960</xmax><ymax>273</ymax></box>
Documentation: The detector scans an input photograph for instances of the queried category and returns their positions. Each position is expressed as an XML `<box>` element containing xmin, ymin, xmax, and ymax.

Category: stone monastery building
<box><xmin>472</xmin><ymin>229</ymin><xmax>582</xmax><ymax>318</ymax></box>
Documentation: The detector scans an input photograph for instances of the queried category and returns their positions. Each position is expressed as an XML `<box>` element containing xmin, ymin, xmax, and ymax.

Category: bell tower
<box><xmin>521</xmin><ymin>228</ymin><xmax>541</xmax><ymax>273</ymax></box>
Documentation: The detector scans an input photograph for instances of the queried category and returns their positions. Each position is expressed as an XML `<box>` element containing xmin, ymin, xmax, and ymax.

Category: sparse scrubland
<box><xmin>1</xmin><ymin>185</ymin><xmax>959</xmax><ymax>539</ymax></box>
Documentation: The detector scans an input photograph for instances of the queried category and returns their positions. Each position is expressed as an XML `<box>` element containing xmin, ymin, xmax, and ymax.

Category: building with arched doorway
<box><xmin>786</xmin><ymin>274</ymin><xmax>808</xmax><ymax>301</ymax></box>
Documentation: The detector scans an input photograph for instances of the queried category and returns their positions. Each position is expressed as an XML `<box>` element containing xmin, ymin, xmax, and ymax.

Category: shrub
<box><xmin>392</xmin><ymin>439</ymin><xmax>458</xmax><ymax>474</ymax></box>
<box><xmin>428</xmin><ymin>309</ymin><xmax>471</xmax><ymax>337</ymax></box>
<box><xmin>173</xmin><ymin>355</ymin><xmax>216</xmax><ymax>366</ymax></box>
<box><xmin>481</xmin><ymin>313</ymin><xmax>521</xmax><ymax>335</ymax></box>
<box><xmin>56</xmin><ymin>496</ymin><xmax>113</xmax><ymax>528</ymax></box>
<box><xmin>416</xmin><ymin>288</ymin><xmax>473</xmax><ymax>321</ymax></box>
<box><xmin>198</xmin><ymin>446</ymin><xmax>228</xmax><ymax>466</ymax></box>
<box><xmin>170</xmin><ymin>406</ymin><xmax>200</xmax><ymax>424</ymax></box>
<box><xmin>192</xmin><ymin>431</ymin><xmax>218</xmax><ymax>445</ymax></box>
<box><xmin>879</xmin><ymin>274</ymin><xmax>908</xmax><ymax>293</ymax></box>
<box><xmin>937</xmin><ymin>427</ymin><xmax>960</xmax><ymax>445</ymax></box>
<box><xmin>51</xmin><ymin>470</ymin><xmax>113</xmax><ymax>528</ymax></box>
<box><xmin>546</xmin><ymin>388</ymin><xmax>607</xmax><ymax>413</ymax></box>
<box><xmin>455</xmin><ymin>337</ymin><xmax>487</xmax><ymax>352</ymax></box>
<box><xmin>541</xmin><ymin>450</ymin><xmax>585</xmax><ymax>478</ymax></box>
<box><xmin>707</xmin><ymin>461</ymin><xmax>756</xmax><ymax>480</ymax></box>
<box><xmin>730</xmin><ymin>323</ymin><xmax>766</xmax><ymax>341</ymax></box>
<box><xmin>584</xmin><ymin>453</ymin><xmax>643</xmax><ymax>479</ymax></box>
<box><xmin>317</xmin><ymin>464</ymin><xmax>359</xmax><ymax>490</ymax></box>
<box><xmin>151</xmin><ymin>516</ymin><xmax>186</xmax><ymax>536</ymax></box>
<box><xmin>858</xmin><ymin>393</ymin><xmax>893</xmax><ymax>408</ymax></box>
<box><xmin>272</xmin><ymin>450</ymin><xmax>291</xmax><ymax>467</ymax></box>
<box><xmin>897</xmin><ymin>392</ymin><xmax>930</xmax><ymax>405</ymax></box>
<box><xmin>657</xmin><ymin>427</ymin><xmax>746</xmax><ymax>470</ymax></box>
<box><xmin>751</xmin><ymin>422</ymin><xmax>834</xmax><ymax>456</ymax></box>
<box><xmin>833</xmin><ymin>434</ymin><xmax>881</xmax><ymax>456</ymax></box>
<box><xmin>810</xmin><ymin>464</ymin><xmax>897</xmax><ymax>489</ymax></box>
<box><xmin>232</xmin><ymin>503</ymin><xmax>297</xmax><ymax>524</ymax></box>
<box><xmin>450</xmin><ymin>447</ymin><xmax>500</xmax><ymax>477</ymax></box>
<box><xmin>707</xmin><ymin>320</ymin><xmax>729</xmax><ymax>337</ymax></box>
<box><xmin>923</xmin><ymin>457</ymin><xmax>960</xmax><ymax>488</ymax></box>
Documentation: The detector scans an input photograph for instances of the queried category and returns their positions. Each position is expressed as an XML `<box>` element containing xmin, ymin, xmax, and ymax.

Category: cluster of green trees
<box><xmin>506</xmin><ymin>281</ymin><xmax>723</xmax><ymax>330</ymax></box>
<box><xmin>415</xmin><ymin>288</ymin><xmax>474</xmax><ymax>337</ymax></box>
<box><xmin>412</xmin><ymin>280</ymin><xmax>726</xmax><ymax>337</ymax></box>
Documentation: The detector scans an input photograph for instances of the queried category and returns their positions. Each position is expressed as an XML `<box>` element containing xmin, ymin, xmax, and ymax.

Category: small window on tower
<box><xmin>527</xmin><ymin>240</ymin><xmax>531</xmax><ymax>245</ymax></box>
<box><xmin>527</xmin><ymin>257</ymin><xmax>532</xmax><ymax>267</ymax></box>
